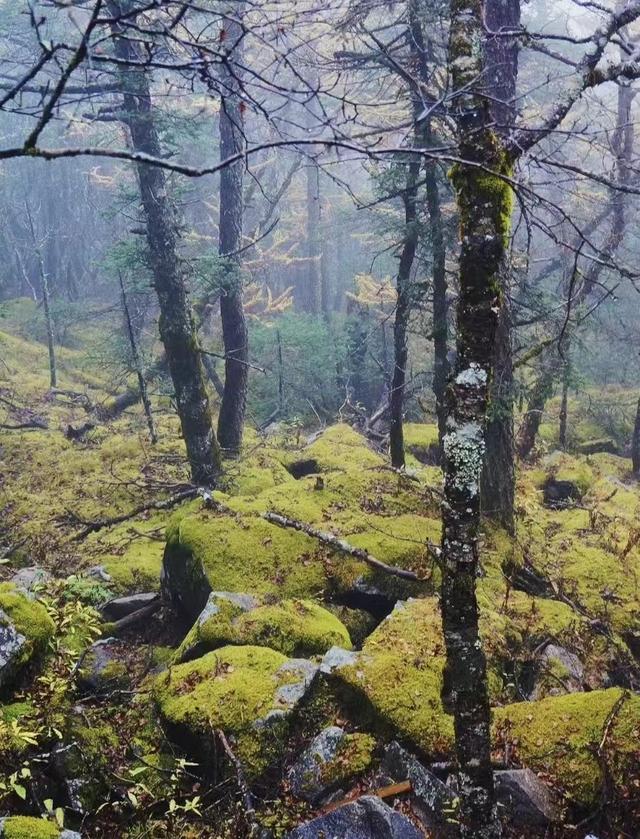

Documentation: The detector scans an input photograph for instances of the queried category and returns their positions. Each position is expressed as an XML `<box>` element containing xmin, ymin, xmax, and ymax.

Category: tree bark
<box><xmin>440</xmin><ymin>1</ymin><xmax>513</xmax><ymax>833</ymax></box>
<box><xmin>118</xmin><ymin>272</ymin><xmax>157</xmax><ymax>444</ymax></box>
<box><xmin>108</xmin><ymin>0</ymin><xmax>222</xmax><ymax>485</ymax></box>
<box><xmin>479</xmin><ymin>0</ymin><xmax>520</xmax><ymax>532</ymax></box>
<box><xmin>25</xmin><ymin>203</ymin><xmax>57</xmax><ymax>389</ymax></box>
<box><xmin>304</xmin><ymin>160</ymin><xmax>323</xmax><ymax>315</ymax></box>
<box><xmin>217</xmin><ymin>5</ymin><xmax>249</xmax><ymax>456</ymax></box>
<box><xmin>632</xmin><ymin>395</ymin><xmax>640</xmax><ymax>475</ymax></box>
<box><xmin>389</xmin><ymin>156</ymin><xmax>420</xmax><ymax>469</ymax></box>
<box><xmin>515</xmin><ymin>353</ymin><xmax>557</xmax><ymax>460</ymax></box>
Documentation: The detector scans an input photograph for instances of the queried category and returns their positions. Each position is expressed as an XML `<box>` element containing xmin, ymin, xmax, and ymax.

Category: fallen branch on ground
<box><xmin>0</xmin><ymin>419</ymin><xmax>48</xmax><ymax>430</ymax></box>
<box><xmin>262</xmin><ymin>511</ymin><xmax>421</xmax><ymax>581</ymax></box>
<box><xmin>215</xmin><ymin>728</ymin><xmax>260</xmax><ymax>835</ymax></box>
<box><xmin>64</xmin><ymin>487</ymin><xmax>198</xmax><ymax>540</ymax></box>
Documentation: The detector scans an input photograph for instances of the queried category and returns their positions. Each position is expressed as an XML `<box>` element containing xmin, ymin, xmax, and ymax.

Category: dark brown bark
<box><xmin>118</xmin><ymin>272</ymin><xmax>157</xmax><ymax>444</ymax></box>
<box><xmin>426</xmin><ymin>156</ymin><xmax>448</xmax><ymax>453</ymax></box>
<box><xmin>481</xmin><ymin>297</ymin><xmax>515</xmax><ymax>532</ymax></box>
<box><xmin>558</xmin><ymin>355</ymin><xmax>570</xmax><ymax>449</ymax></box>
<box><xmin>108</xmin><ymin>0</ymin><xmax>221</xmax><ymax>485</ymax></box>
<box><xmin>480</xmin><ymin>0</ymin><xmax>520</xmax><ymax>532</ymax></box>
<box><xmin>389</xmin><ymin>157</ymin><xmax>420</xmax><ymax>469</ymax></box>
<box><xmin>217</xmin><ymin>6</ymin><xmax>249</xmax><ymax>456</ymax></box>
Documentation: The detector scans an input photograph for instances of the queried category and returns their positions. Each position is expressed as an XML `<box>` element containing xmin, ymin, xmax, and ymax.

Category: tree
<box><xmin>108</xmin><ymin>0</ymin><xmax>222</xmax><ymax>485</ymax></box>
<box><xmin>216</xmin><ymin>3</ymin><xmax>249</xmax><ymax>456</ymax></box>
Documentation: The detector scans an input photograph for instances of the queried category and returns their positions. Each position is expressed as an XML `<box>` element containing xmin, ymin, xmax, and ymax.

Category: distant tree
<box><xmin>107</xmin><ymin>0</ymin><xmax>222</xmax><ymax>485</ymax></box>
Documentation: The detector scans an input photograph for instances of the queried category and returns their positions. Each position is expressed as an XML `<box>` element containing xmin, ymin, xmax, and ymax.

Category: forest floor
<box><xmin>0</xmin><ymin>306</ymin><xmax>639</xmax><ymax>839</ymax></box>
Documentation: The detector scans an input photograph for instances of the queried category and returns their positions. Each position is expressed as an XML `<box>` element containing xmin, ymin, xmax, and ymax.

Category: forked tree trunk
<box><xmin>217</xmin><ymin>4</ymin><xmax>249</xmax><ymax>456</ymax></box>
<box><xmin>118</xmin><ymin>272</ymin><xmax>157</xmax><ymax>444</ymax></box>
<box><xmin>440</xmin><ymin>0</ymin><xmax>513</xmax><ymax>834</ymax></box>
<box><xmin>516</xmin><ymin>353</ymin><xmax>557</xmax><ymax>460</ymax></box>
<box><xmin>108</xmin><ymin>0</ymin><xmax>222</xmax><ymax>485</ymax></box>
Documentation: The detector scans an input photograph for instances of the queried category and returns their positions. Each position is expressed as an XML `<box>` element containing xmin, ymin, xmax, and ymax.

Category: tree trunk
<box><xmin>118</xmin><ymin>272</ymin><xmax>157</xmax><ymax>444</ymax></box>
<box><xmin>303</xmin><ymin>161</ymin><xmax>323</xmax><ymax>315</ymax></box>
<box><xmin>408</xmin><ymin>3</ymin><xmax>449</xmax><ymax>455</ymax></box>
<box><xmin>481</xmin><ymin>297</ymin><xmax>515</xmax><ymax>532</ymax></box>
<box><xmin>558</xmin><ymin>352</ymin><xmax>570</xmax><ymax>449</ymax></box>
<box><xmin>389</xmin><ymin>158</ymin><xmax>420</xmax><ymax>469</ymax></box>
<box><xmin>480</xmin><ymin>0</ymin><xmax>520</xmax><ymax>532</ymax></box>
<box><xmin>440</xmin><ymin>1</ymin><xmax>513</xmax><ymax>834</ymax></box>
<box><xmin>108</xmin><ymin>0</ymin><xmax>221</xmax><ymax>485</ymax></box>
<box><xmin>515</xmin><ymin>354</ymin><xmax>557</xmax><ymax>460</ymax></box>
<box><xmin>426</xmin><ymin>158</ymin><xmax>448</xmax><ymax>453</ymax></box>
<box><xmin>25</xmin><ymin>203</ymin><xmax>57</xmax><ymax>389</ymax></box>
<box><xmin>632</xmin><ymin>395</ymin><xmax>640</xmax><ymax>474</ymax></box>
<box><xmin>217</xmin><ymin>5</ymin><xmax>249</xmax><ymax>456</ymax></box>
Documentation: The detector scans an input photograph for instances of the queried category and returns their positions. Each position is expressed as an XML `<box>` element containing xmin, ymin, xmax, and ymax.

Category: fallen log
<box><xmin>262</xmin><ymin>511</ymin><xmax>421</xmax><ymax>581</ymax></box>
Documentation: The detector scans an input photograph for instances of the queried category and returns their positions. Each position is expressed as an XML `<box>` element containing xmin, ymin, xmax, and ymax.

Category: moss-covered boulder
<box><xmin>0</xmin><ymin>584</ymin><xmax>55</xmax><ymax>691</ymax></box>
<box><xmin>177</xmin><ymin>593</ymin><xmax>351</xmax><ymax>661</ymax></box>
<box><xmin>163</xmin><ymin>425</ymin><xmax>438</xmax><ymax>620</ymax></box>
<box><xmin>154</xmin><ymin>645</ymin><xmax>319</xmax><ymax>778</ymax></box>
<box><xmin>329</xmin><ymin>598</ymin><xmax>453</xmax><ymax>757</ymax></box>
<box><xmin>494</xmin><ymin>688</ymin><xmax>640</xmax><ymax>810</ymax></box>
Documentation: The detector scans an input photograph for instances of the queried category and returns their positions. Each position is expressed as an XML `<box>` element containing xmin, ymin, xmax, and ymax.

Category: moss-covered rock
<box><xmin>163</xmin><ymin>426</ymin><xmax>439</xmax><ymax>620</ymax></box>
<box><xmin>177</xmin><ymin>595</ymin><xmax>351</xmax><ymax>661</ymax></box>
<box><xmin>330</xmin><ymin>598</ymin><xmax>453</xmax><ymax>757</ymax></box>
<box><xmin>0</xmin><ymin>584</ymin><xmax>55</xmax><ymax>690</ymax></box>
<box><xmin>494</xmin><ymin>688</ymin><xmax>640</xmax><ymax>809</ymax></box>
<box><xmin>154</xmin><ymin>645</ymin><xmax>318</xmax><ymax>778</ymax></box>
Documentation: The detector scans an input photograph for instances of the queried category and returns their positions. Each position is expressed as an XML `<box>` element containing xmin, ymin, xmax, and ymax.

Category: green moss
<box><xmin>1</xmin><ymin>817</ymin><xmax>60</xmax><ymax>839</ymax></box>
<box><xmin>494</xmin><ymin>689</ymin><xmax>640</xmax><ymax>808</ymax></box>
<box><xmin>179</xmin><ymin>598</ymin><xmax>351</xmax><ymax>659</ymax></box>
<box><xmin>332</xmin><ymin>598</ymin><xmax>454</xmax><ymax>756</ymax></box>
<box><xmin>0</xmin><ymin>584</ymin><xmax>55</xmax><ymax>667</ymax></box>
<box><xmin>154</xmin><ymin>645</ymin><xmax>310</xmax><ymax>777</ymax></box>
<box><xmin>320</xmin><ymin>732</ymin><xmax>376</xmax><ymax>786</ymax></box>
<box><xmin>279</xmin><ymin>424</ymin><xmax>384</xmax><ymax>475</ymax></box>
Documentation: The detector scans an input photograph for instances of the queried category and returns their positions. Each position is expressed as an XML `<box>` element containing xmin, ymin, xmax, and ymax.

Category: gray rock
<box><xmin>10</xmin><ymin>566</ymin><xmax>51</xmax><ymax>592</ymax></box>
<box><xmin>285</xmin><ymin>795</ymin><xmax>423</xmax><ymax>839</ymax></box>
<box><xmin>530</xmin><ymin>643</ymin><xmax>585</xmax><ymax>699</ymax></box>
<box><xmin>198</xmin><ymin>591</ymin><xmax>258</xmax><ymax>625</ymax></box>
<box><xmin>288</xmin><ymin>726</ymin><xmax>347</xmax><ymax>803</ymax></box>
<box><xmin>0</xmin><ymin>608</ymin><xmax>27</xmax><ymax>691</ymax></box>
<box><xmin>495</xmin><ymin>768</ymin><xmax>560</xmax><ymax>826</ymax></box>
<box><xmin>60</xmin><ymin>831</ymin><xmax>82</xmax><ymax>839</ymax></box>
<box><xmin>320</xmin><ymin>645</ymin><xmax>359</xmax><ymax>674</ymax></box>
<box><xmin>76</xmin><ymin>638</ymin><xmax>130</xmax><ymax>695</ymax></box>
<box><xmin>275</xmin><ymin>659</ymin><xmax>318</xmax><ymax>706</ymax></box>
<box><xmin>85</xmin><ymin>565</ymin><xmax>112</xmax><ymax>583</ymax></box>
<box><xmin>100</xmin><ymin>592</ymin><xmax>159</xmax><ymax>621</ymax></box>
<box><xmin>382</xmin><ymin>741</ymin><xmax>455</xmax><ymax>834</ymax></box>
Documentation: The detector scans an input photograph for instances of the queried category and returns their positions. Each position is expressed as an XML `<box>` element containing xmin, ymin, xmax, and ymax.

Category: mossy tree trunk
<box><xmin>440</xmin><ymin>0</ymin><xmax>514</xmax><ymax>834</ymax></box>
<box><xmin>108</xmin><ymin>0</ymin><xmax>222</xmax><ymax>485</ymax></box>
<box><xmin>515</xmin><ymin>351</ymin><xmax>557</xmax><ymax>459</ymax></box>
<box><xmin>217</xmin><ymin>4</ymin><xmax>249</xmax><ymax>456</ymax></box>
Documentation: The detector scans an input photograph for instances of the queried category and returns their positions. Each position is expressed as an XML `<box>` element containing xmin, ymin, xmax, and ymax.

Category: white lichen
<box><xmin>455</xmin><ymin>364</ymin><xmax>487</xmax><ymax>387</ymax></box>
<box><xmin>443</xmin><ymin>421</ymin><xmax>485</xmax><ymax>495</ymax></box>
